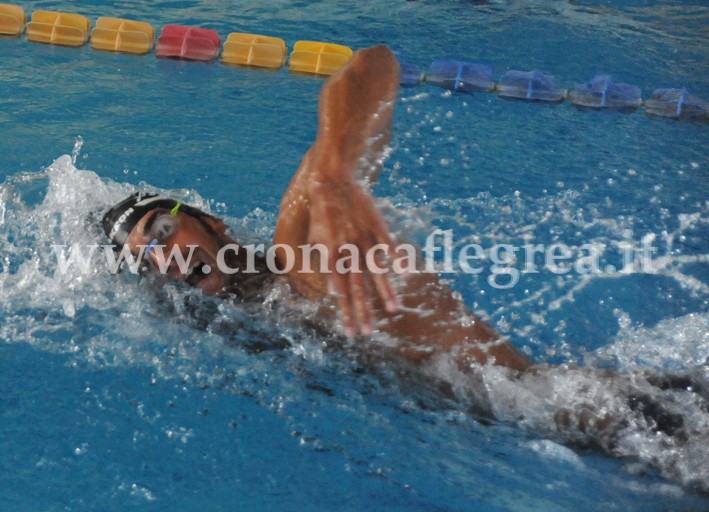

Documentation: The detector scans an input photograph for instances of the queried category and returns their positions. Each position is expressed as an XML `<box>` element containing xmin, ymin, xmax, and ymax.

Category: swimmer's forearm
<box><xmin>313</xmin><ymin>45</ymin><xmax>400</xmax><ymax>181</ymax></box>
<box><xmin>276</xmin><ymin>45</ymin><xmax>402</xmax><ymax>337</ymax></box>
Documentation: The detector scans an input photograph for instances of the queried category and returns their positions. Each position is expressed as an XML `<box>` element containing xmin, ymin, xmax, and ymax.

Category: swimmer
<box><xmin>101</xmin><ymin>48</ymin><xmax>707</xmax><ymax>491</ymax></box>
<box><xmin>102</xmin><ymin>45</ymin><xmax>530</xmax><ymax>373</ymax></box>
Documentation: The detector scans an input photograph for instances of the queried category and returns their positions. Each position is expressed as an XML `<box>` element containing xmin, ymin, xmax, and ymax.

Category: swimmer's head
<box><xmin>102</xmin><ymin>192</ymin><xmax>207</xmax><ymax>249</ymax></box>
<box><xmin>102</xmin><ymin>192</ymin><xmax>237</xmax><ymax>295</ymax></box>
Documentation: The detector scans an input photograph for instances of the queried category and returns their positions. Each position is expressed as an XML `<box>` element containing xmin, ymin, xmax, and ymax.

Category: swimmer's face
<box><xmin>124</xmin><ymin>209</ymin><xmax>233</xmax><ymax>295</ymax></box>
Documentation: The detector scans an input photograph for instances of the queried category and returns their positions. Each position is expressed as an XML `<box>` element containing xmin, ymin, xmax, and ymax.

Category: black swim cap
<box><xmin>102</xmin><ymin>192</ymin><xmax>181</xmax><ymax>248</ymax></box>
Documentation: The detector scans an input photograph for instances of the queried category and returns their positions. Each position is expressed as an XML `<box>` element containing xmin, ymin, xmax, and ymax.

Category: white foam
<box><xmin>527</xmin><ymin>439</ymin><xmax>585</xmax><ymax>470</ymax></box>
<box><xmin>589</xmin><ymin>312</ymin><xmax>709</xmax><ymax>372</ymax></box>
<box><xmin>425</xmin><ymin>357</ymin><xmax>709</xmax><ymax>493</ymax></box>
<box><xmin>1</xmin><ymin>150</ymin><xmax>707</xmax><ymax>493</ymax></box>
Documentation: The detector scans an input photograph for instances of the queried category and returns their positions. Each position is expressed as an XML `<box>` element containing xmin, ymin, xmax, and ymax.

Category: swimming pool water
<box><xmin>1</xmin><ymin>1</ymin><xmax>708</xmax><ymax>510</ymax></box>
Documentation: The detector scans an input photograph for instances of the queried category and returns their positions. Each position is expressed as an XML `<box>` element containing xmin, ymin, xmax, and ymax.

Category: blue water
<box><xmin>1</xmin><ymin>1</ymin><xmax>708</xmax><ymax>510</ymax></box>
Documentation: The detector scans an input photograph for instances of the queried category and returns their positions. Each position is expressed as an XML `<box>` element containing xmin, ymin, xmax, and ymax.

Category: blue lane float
<box><xmin>645</xmin><ymin>88</ymin><xmax>709</xmax><ymax>122</ymax></box>
<box><xmin>570</xmin><ymin>75</ymin><xmax>642</xmax><ymax>111</ymax></box>
<box><xmin>394</xmin><ymin>52</ymin><xmax>422</xmax><ymax>87</ymax></box>
<box><xmin>497</xmin><ymin>70</ymin><xmax>566</xmax><ymax>102</ymax></box>
<box><xmin>426</xmin><ymin>59</ymin><xmax>496</xmax><ymax>93</ymax></box>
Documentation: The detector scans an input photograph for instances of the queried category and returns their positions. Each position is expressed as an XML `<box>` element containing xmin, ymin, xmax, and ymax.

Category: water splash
<box><xmin>71</xmin><ymin>136</ymin><xmax>83</xmax><ymax>166</ymax></box>
<box><xmin>1</xmin><ymin>151</ymin><xmax>707</xmax><ymax>495</ymax></box>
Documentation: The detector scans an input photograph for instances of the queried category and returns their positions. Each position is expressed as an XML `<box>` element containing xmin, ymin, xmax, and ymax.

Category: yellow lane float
<box><xmin>90</xmin><ymin>17</ymin><xmax>155</xmax><ymax>55</ymax></box>
<box><xmin>0</xmin><ymin>3</ymin><xmax>25</xmax><ymax>36</ymax></box>
<box><xmin>26</xmin><ymin>10</ymin><xmax>90</xmax><ymax>47</ymax></box>
<box><xmin>289</xmin><ymin>41</ymin><xmax>352</xmax><ymax>76</ymax></box>
<box><xmin>222</xmin><ymin>32</ymin><xmax>286</xmax><ymax>69</ymax></box>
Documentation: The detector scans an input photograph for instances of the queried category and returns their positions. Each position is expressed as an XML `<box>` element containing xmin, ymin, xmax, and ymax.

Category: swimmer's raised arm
<box><xmin>274</xmin><ymin>45</ymin><xmax>530</xmax><ymax>370</ymax></box>
<box><xmin>275</xmin><ymin>45</ymin><xmax>401</xmax><ymax>337</ymax></box>
<box><xmin>312</xmin><ymin>44</ymin><xmax>399</xmax><ymax>183</ymax></box>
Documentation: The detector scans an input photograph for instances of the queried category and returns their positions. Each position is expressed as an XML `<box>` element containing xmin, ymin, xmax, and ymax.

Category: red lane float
<box><xmin>156</xmin><ymin>24</ymin><xmax>220</xmax><ymax>62</ymax></box>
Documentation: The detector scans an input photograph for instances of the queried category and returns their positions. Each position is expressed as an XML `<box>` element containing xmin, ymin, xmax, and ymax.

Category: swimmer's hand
<box><xmin>307</xmin><ymin>45</ymin><xmax>402</xmax><ymax>337</ymax></box>
<box><xmin>306</xmin><ymin>170</ymin><xmax>400</xmax><ymax>338</ymax></box>
<box><xmin>275</xmin><ymin>45</ymin><xmax>402</xmax><ymax>338</ymax></box>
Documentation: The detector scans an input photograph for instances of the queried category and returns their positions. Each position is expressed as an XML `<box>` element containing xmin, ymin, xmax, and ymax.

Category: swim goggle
<box><xmin>144</xmin><ymin>202</ymin><xmax>182</xmax><ymax>259</ymax></box>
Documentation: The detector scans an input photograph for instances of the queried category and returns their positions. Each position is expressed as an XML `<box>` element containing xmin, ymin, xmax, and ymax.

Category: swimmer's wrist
<box><xmin>310</xmin><ymin>148</ymin><xmax>355</xmax><ymax>183</ymax></box>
